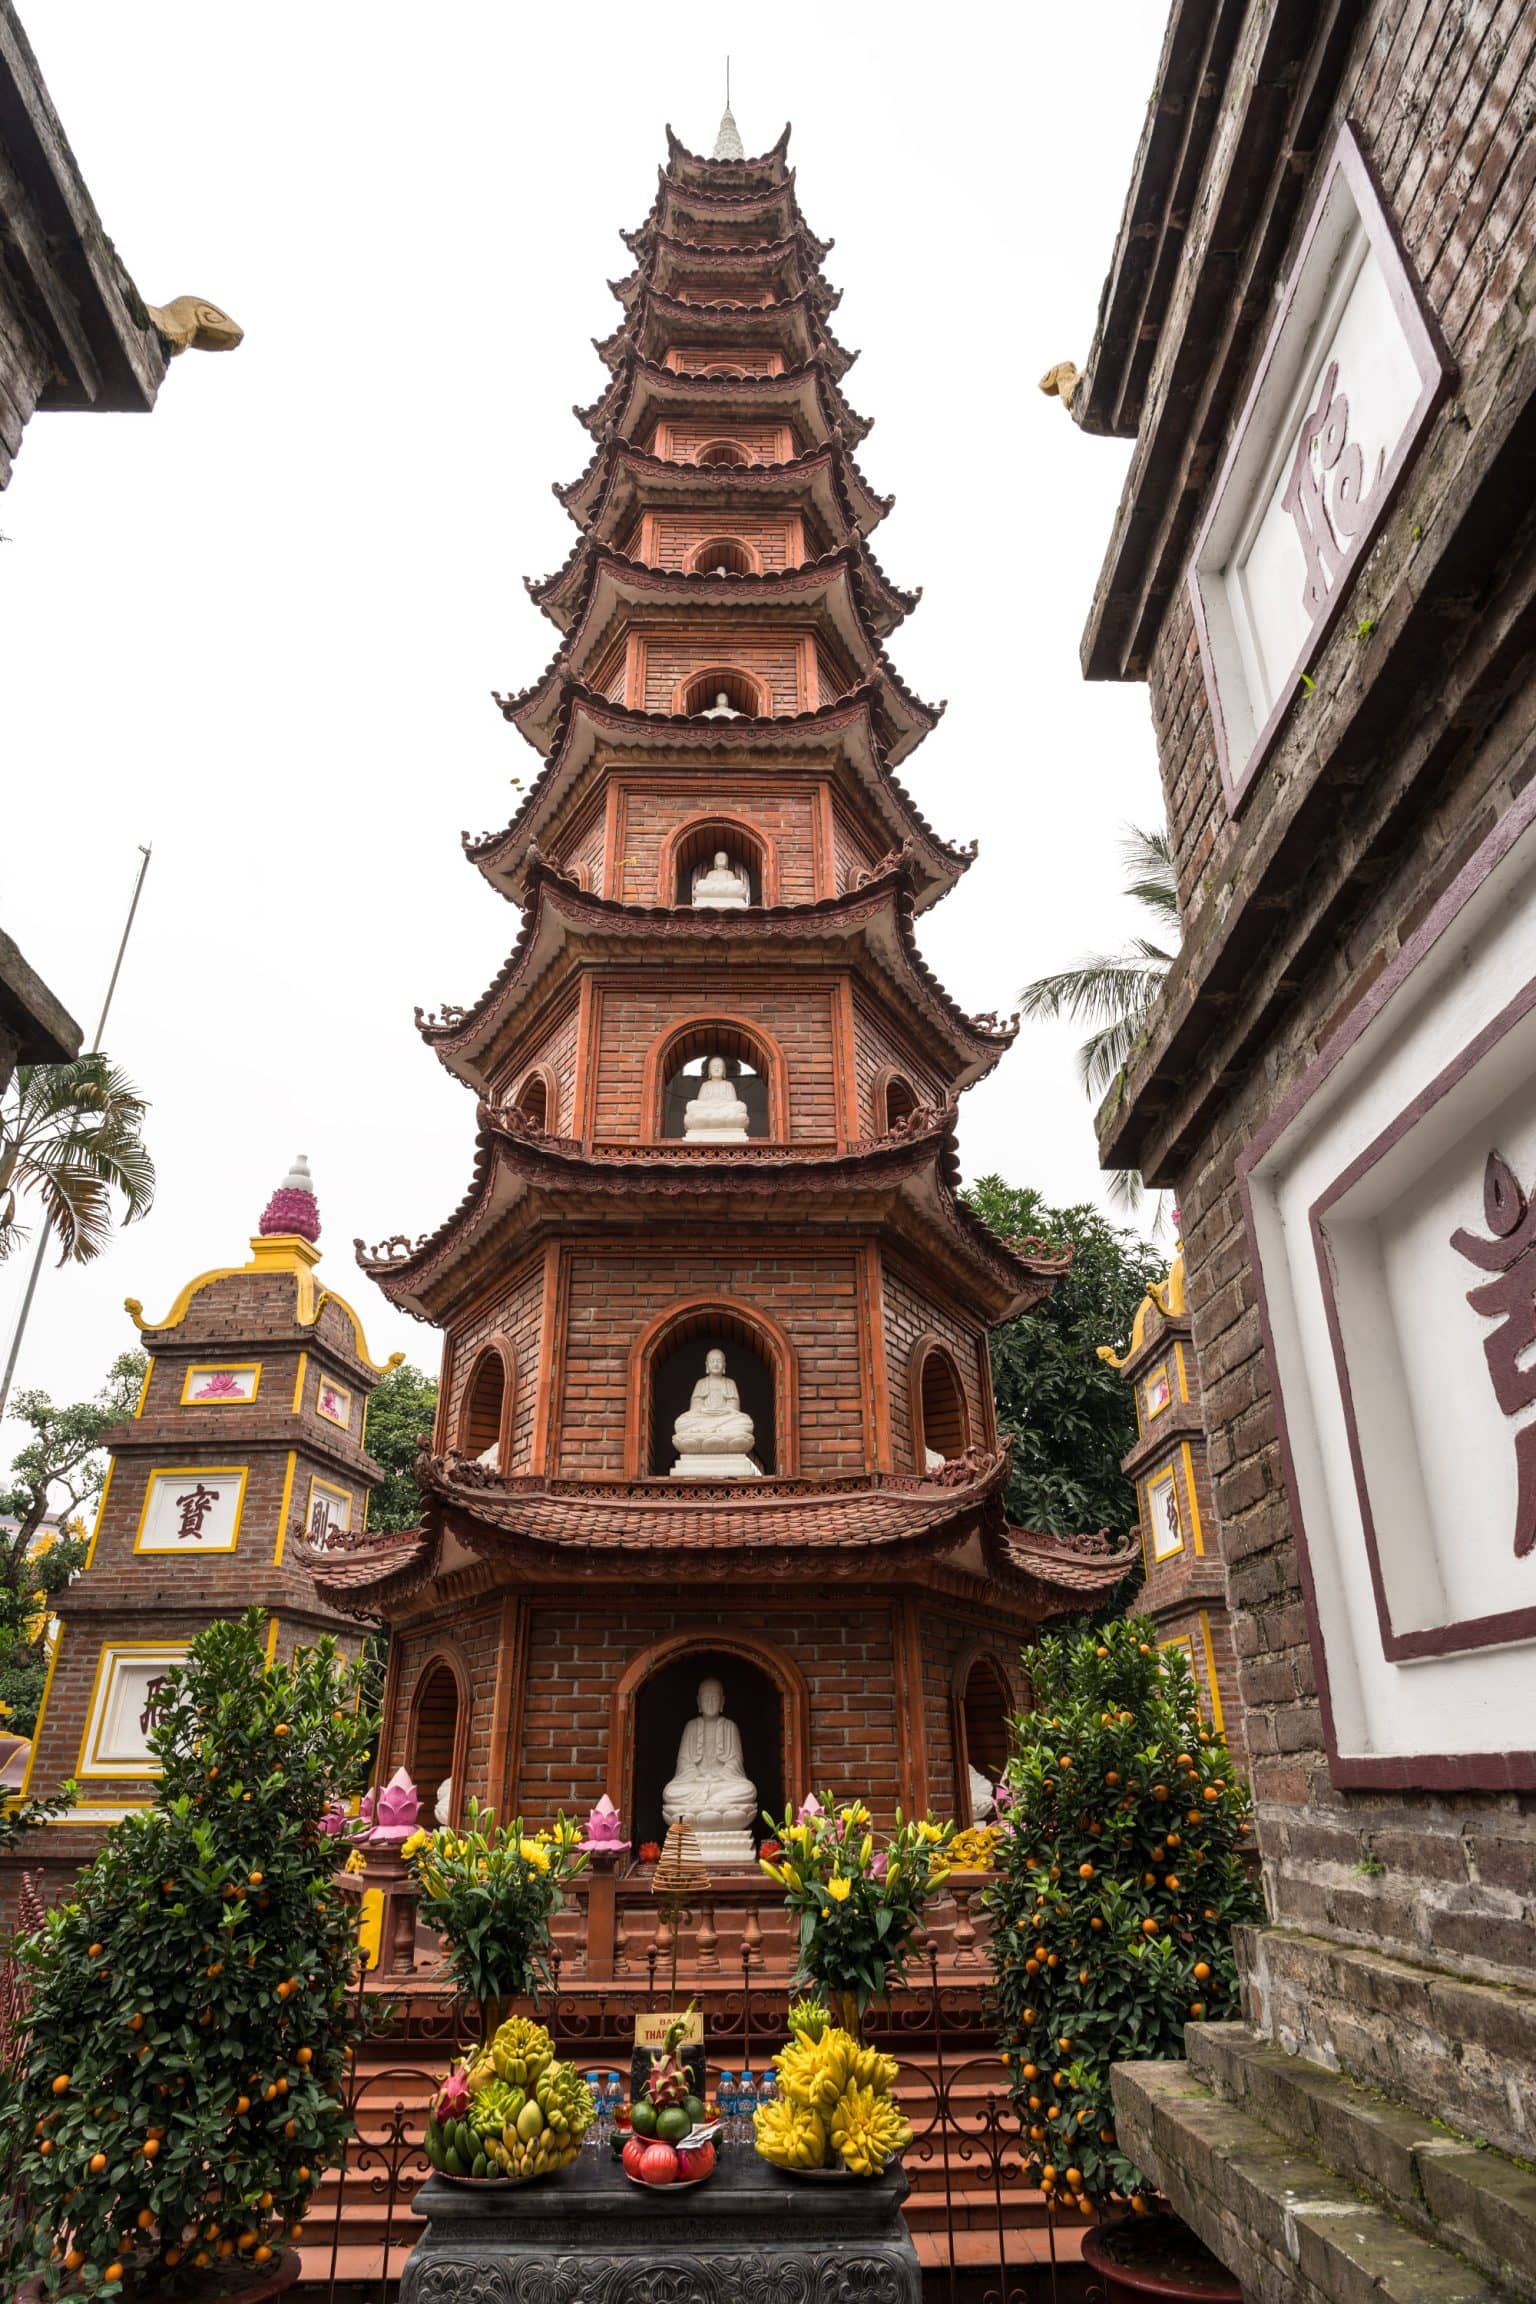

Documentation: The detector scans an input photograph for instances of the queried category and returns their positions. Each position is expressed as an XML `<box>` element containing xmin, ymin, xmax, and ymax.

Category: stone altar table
<box><xmin>400</xmin><ymin>2153</ymin><xmax>921</xmax><ymax>2303</ymax></box>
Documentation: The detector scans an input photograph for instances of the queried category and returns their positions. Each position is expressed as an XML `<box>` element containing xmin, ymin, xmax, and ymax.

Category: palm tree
<box><xmin>0</xmin><ymin>1055</ymin><xmax>155</xmax><ymax>1264</ymax></box>
<box><xmin>1017</xmin><ymin>825</ymin><xmax>1179</xmax><ymax>1208</ymax></box>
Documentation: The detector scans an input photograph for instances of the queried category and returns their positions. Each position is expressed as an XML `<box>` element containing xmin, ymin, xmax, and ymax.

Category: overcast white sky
<box><xmin>0</xmin><ymin>2</ymin><xmax>1167</xmax><ymax>1448</ymax></box>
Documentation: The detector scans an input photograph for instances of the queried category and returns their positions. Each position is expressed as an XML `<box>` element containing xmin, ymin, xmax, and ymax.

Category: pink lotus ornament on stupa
<box><xmin>580</xmin><ymin>1794</ymin><xmax>627</xmax><ymax>1855</ymax></box>
<box><xmin>260</xmin><ymin>1152</ymin><xmax>321</xmax><ymax>1243</ymax></box>
<box><xmin>367</xmin><ymin>1767</ymin><xmax>421</xmax><ymax>1845</ymax></box>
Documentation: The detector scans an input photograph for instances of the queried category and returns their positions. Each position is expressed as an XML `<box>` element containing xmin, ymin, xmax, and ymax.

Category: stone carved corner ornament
<box><xmin>144</xmin><ymin>295</ymin><xmax>244</xmax><ymax>353</ymax></box>
<box><xmin>1449</xmin><ymin>1150</ymin><xmax>1536</xmax><ymax>1560</ymax></box>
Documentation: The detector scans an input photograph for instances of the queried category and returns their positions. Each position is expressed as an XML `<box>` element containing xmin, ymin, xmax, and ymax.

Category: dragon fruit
<box><xmin>434</xmin><ymin>2067</ymin><xmax>471</xmax><ymax>2122</ymax></box>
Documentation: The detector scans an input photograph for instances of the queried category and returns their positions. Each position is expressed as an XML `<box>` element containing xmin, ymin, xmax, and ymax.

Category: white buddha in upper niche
<box><xmin>699</xmin><ymin>690</ymin><xmax>744</xmax><ymax>719</ymax></box>
<box><xmin>670</xmin><ymin>1347</ymin><xmax>762</xmax><ymax>1479</ymax></box>
<box><xmin>682</xmin><ymin>1057</ymin><xmax>751</xmax><ymax>1142</ymax></box>
<box><xmin>691</xmin><ymin>850</ymin><xmax>750</xmax><ymax>909</ymax></box>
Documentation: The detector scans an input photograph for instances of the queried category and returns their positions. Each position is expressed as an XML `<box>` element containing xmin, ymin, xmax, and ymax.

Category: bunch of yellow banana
<box><xmin>775</xmin><ymin>2026</ymin><xmax>857</xmax><ymax>2114</ymax></box>
<box><xmin>830</xmin><ymin>2082</ymin><xmax>912</xmax><ymax>2177</ymax></box>
<box><xmin>753</xmin><ymin>2096</ymin><xmax>829</xmax><ymax>2170</ymax></box>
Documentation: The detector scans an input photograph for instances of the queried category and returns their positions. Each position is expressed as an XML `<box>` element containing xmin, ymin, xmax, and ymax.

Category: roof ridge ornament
<box><xmin>712</xmin><ymin>56</ymin><xmax>745</xmax><ymax>161</ymax></box>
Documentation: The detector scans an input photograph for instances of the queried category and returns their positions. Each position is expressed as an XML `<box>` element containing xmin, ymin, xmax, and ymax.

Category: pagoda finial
<box><xmin>712</xmin><ymin>56</ymin><xmax>744</xmax><ymax>161</ymax></box>
<box><xmin>260</xmin><ymin>1152</ymin><xmax>320</xmax><ymax>1243</ymax></box>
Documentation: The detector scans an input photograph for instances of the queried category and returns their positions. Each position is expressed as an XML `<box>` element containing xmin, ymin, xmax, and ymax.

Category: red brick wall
<box><xmin>446</xmin><ymin>1257</ymin><xmax>546</xmax><ymax>1470</ymax></box>
<box><xmin>850</xmin><ymin>987</ymin><xmax>943</xmax><ymax>1130</ymax></box>
<box><xmin>644</xmin><ymin>511</ymin><xmax>800</xmax><ymax>572</ymax></box>
<box><xmin>586</xmin><ymin>974</ymin><xmax>843</xmax><ymax>1143</ymax></box>
<box><xmin>651</xmin><ymin>420</ymin><xmax>793</xmax><ymax>466</ymax></box>
<box><xmin>880</xmin><ymin>1260</ymin><xmax>991</xmax><ymax>1471</ymax></box>
<box><xmin>607</xmin><ymin>777</ymin><xmax>826</xmax><ymax>906</ymax></box>
<box><xmin>492</xmin><ymin>988</ymin><xmax>581</xmax><ymax>1126</ymax></box>
<box><xmin>635</xmin><ymin>630</ymin><xmax>807</xmax><ymax>716</ymax></box>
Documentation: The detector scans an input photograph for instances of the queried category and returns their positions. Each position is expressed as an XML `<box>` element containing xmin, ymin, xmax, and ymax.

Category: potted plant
<box><xmin>402</xmin><ymin>1804</ymin><xmax>586</xmax><ymax>2040</ymax></box>
<box><xmin>986</xmin><ymin>1616</ymin><xmax>1261</xmax><ymax>2300</ymax></box>
<box><xmin>13</xmin><ymin>1609</ymin><xmax>376</xmax><ymax>2301</ymax></box>
<box><xmin>759</xmin><ymin>1794</ymin><xmax>952</xmax><ymax>2038</ymax></box>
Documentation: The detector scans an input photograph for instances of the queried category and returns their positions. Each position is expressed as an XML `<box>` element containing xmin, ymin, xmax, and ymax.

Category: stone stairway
<box><xmin>1114</xmin><ymin>2022</ymin><xmax>1536</xmax><ymax>2304</ymax></box>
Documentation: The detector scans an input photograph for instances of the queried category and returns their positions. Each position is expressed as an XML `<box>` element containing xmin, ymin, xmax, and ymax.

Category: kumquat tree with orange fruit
<box><xmin>985</xmin><ymin>1616</ymin><xmax>1263</xmax><ymax>2219</ymax></box>
<box><xmin>14</xmin><ymin>1611</ymin><xmax>377</xmax><ymax>2296</ymax></box>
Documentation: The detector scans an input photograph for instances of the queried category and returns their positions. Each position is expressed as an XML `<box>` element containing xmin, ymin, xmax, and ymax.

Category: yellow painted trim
<box><xmin>17</xmin><ymin>1627</ymin><xmax>64</xmax><ymax>1797</ymax></box>
<box><xmin>76</xmin><ymin>1640</ymin><xmax>190</xmax><ymax>1777</ymax></box>
<box><xmin>1174</xmin><ymin>1340</ymin><xmax>1190</xmax><ymax>1404</ymax></box>
<box><xmin>132</xmin><ymin>1465</ymin><xmax>249</xmax><ymax>1557</ymax></box>
<box><xmin>125</xmin><ymin>1236</ymin><xmax>403</xmax><ymax>1376</ymax></box>
<box><xmin>273</xmin><ymin>1451</ymin><xmax>298</xmax><ymax>1566</ymax></box>
<box><xmin>1197</xmin><ymin>1610</ymin><xmax>1227</xmax><ymax>1736</ymax></box>
<box><xmin>305</xmin><ymin>1474</ymin><xmax>354</xmax><ymax>1540</ymax></box>
<box><xmin>1181</xmin><ymin>1439</ymin><xmax>1206</xmax><ymax>1556</ymax></box>
<box><xmin>1144</xmin><ymin>1465</ymin><xmax>1185</xmax><ymax>1562</ymax></box>
<box><xmin>291</xmin><ymin>1352</ymin><xmax>309</xmax><ymax>1416</ymax></box>
<box><xmin>265</xmin><ymin>1615</ymin><xmax>280</xmax><ymax>1665</ymax></box>
<box><xmin>83</xmin><ymin>1460</ymin><xmax>116</xmax><ymax>1571</ymax></box>
<box><xmin>134</xmin><ymin>1359</ymin><xmax>154</xmax><ymax>1417</ymax></box>
<box><xmin>314</xmin><ymin>1374</ymin><xmax>353</xmax><ymax>1431</ymax></box>
<box><xmin>180</xmin><ymin>1361</ymin><xmax>263</xmax><ymax>1405</ymax></box>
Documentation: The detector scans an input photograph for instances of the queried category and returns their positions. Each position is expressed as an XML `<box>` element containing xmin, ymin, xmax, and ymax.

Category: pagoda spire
<box><xmin>712</xmin><ymin>62</ymin><xmax>745</xmax><ymax>162</ymax></box>
<box><xmin>260</xmin><ymin>1151</ymin><xmax>320</xmax><ymax>1243</ymax></box>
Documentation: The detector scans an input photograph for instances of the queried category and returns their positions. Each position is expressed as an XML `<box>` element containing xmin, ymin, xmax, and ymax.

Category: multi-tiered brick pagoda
<box><xmin>317</xmin><ymin>109</ymin><xmax>1130</xmax><ymax>1854</ymax></box>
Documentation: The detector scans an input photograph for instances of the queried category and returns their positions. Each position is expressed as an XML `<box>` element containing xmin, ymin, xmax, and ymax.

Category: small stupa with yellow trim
<box><xmin>7</xmin><ymin>1154</ymin><xmax>401</xmax><ymax>1906</ymax></box>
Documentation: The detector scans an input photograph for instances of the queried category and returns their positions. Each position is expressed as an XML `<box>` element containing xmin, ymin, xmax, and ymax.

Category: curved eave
<box><xmin>356</xmin><ymin>1111</ymin><xmax>1062</xmax><ymax>1328</ymax></box>
<box><xmin>418</xmin><ymin>857</ymin><xmax>1014</xmax><ymax>1091</ymax></box>
<box><xmin>496</xmin><ymin>560</ymin><xmax>941</xmax><ymax>764</ymax></box>
<box><xmin>577</xmin><ymin>351</ymin><xmax>872</xmax><ymax>452</ymax></box>
<box><xmin>531</xmin><ymin>435</ymin><xmax>893</xmax><ymax>626</ymax></box>
<box><xmin>994</xmin><ymin>1526</ymin><xmax>1140</xmax><ymax>1601</ymax></box>
<box><xmin>637</xmin><ymin>177</ymin><xmax>830</xmax><ymax>264</ymax></box>
<box><xmin>528</xmin><ymin>530</ymin><xmax>915</xmax><ymax>648</ymax></box>
<box><xmin>464</xmin><ymin>686</ymin><xmax>971</xmax><ymax>913</ymax></box>
<box><xmin>663</xmin><ymin>123</ymin><xmax>792</xmax><ymax>191</ymax></box>
<box><xmin>556</xmin><ymin>425</ymin><xmax>889</xmax><ymax>544</ymax></box>
<box><xmin>611</xmin><ymin>232</ymin><xmax>839</xmax><ymax>320</ymax></box>
<box><xmin>595</xmin><ymin>284</ymin><xmax>856</xmax><ymax>384</ymax></box>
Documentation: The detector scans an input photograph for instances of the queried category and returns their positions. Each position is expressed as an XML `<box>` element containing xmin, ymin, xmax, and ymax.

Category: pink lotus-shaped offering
<box><xmin>434</xmin><ymin>2068</ymin><xmax>471</xmax><ymax>2122</ymax></box>
<box><xmin>796</xmin><ymin>1793</ymin><xmax>825</xmax><ymax>1825</ymax></box>
<box><xmin>581</xmin><ymin>1794</ymin><xmax>626</xmax><ymax>1854</ymax></box>
<box><xmin>368</xmin><ymin>1767</ymin><xmax>421</xmax><ymax>1844</ymax></box>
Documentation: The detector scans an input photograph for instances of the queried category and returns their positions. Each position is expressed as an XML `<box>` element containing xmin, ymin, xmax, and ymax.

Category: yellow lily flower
<box><xmin>826</xmin><ymin>1875</ymin><xmax>852</xmax><ymax>1903</ymax></box>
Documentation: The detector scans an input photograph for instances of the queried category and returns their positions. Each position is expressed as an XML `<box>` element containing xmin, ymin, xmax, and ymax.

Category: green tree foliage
<box><xmin>0</xmin><ymin>1351</ymin><xmax>146</xmax><ymax>1732</ymax></box>
<box><xmin>15</xmin><ymin>1611</ymin><xmax>376</xmax><ymax>2294</ymax></box>
<box><xmin>985</xmin><ymin>1618</ymin><xmax>1264</xmax><ymax>2214</ymax></box>
<box><xmin>362</xmin><ymin>1360</ymin><xmax>438</xmax><ymax>1533</ymax></box>
<box><xmin>0</xmin><ymin>1056</ymin><xmax>155</xmax><ymax>1267</ymax></box>
<box><xmin>965</xmin><ymin>1177</ymin><xmax>1163</xmax><ymax>1541</ymax></box>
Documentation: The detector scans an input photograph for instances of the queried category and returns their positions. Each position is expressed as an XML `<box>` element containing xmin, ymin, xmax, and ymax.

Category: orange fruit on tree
<box><xmin>1193</xmin><ymin>1961</ymin><xmax>1211</xmax><ymax>1981</ymax></box>
<box><xmin>296</xmin><ymin>2047</ymin><xmax>313</xmax><ymax>2065</ymax></box>
<box><xmin>51</xmin><ymin>2074</ymin><xmax>70</xmax><ymax>2095</ymax></box>
<box><xmin>89</xmin><ymin>2153</ymin><xmax>107</xmax><ymax>2174</ymax></box>
<box><xmin>255</xmin><ymin>2246</ymin><xmax>274</xmax><ymax>2264</ymax></box>
<box><xmin>103</xmin><ymin>2265</ymin><xmax>123</xmax><ymax>2284</ymax></box>
<box><xmin>64</xmin><ymin>2251</ymin><xmax>84</xmax><ymax>2272</ymax></box>
<box><xmin>1142</xmin><ymin>1918</ymin><xmax>1158</xmax><ymax>1934</ymax></box>
<box><xmin>142</xmin><ymin>2139</ymin><xmax>160</xmax><ymax>2159</ymax></box>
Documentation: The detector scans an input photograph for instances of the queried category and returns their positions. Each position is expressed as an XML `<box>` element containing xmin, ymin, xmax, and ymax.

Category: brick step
<box><xmin>1115</xmin><ymin>2048</ymin><xmax>1527</xmax><ymax>2304</ymax></box>
<box><xmin>1184</xmin><ymin>2023</ymin><xmax>1536</xmax><ymax>2303</ymax></box>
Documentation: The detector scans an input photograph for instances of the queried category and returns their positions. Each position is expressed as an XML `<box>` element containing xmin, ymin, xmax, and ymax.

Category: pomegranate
<box><xmin>622</xmin><ymin>2136</ymin><xmax>650</xmax><ymax>2180</ymax></box>
<box><xmin>638</xmin><ymin>2141</ymin><xmax>679</xmax><ymax>2186</ymax></box>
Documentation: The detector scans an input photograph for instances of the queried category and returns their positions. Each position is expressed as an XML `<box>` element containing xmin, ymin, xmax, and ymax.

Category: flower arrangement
<box><xmin>403</xmin><ymin>1801</ymin><xmax>586</xmax><ymax>2011</ymax></box>
<box><xmin>947</xmin><ymin>1823</ymin><xmax>1002</xmax><ymax>1871</ymax></box>
<box><xmin>754</xmin><ymin>2000</ymin><xmax>912</xmax><ymax>2176</ymax></box>
<box><xmin>759</xmin><ymin>1793</ymin><xmax>953</xmax><ymax>2032</ymax></box>
<box><xmin>425</xmin><ymin>2013</ymin><xmax>593</xmax><ymax>2183</ymax></box>
<box><xmin>986</xmin><ymin>1617</ymin><xmax>1264</xmax><ymax>2216</ymax></box>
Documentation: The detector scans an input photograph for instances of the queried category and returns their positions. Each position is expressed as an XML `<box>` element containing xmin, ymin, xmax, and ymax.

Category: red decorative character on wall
<box><xmin>174</xmin><ymin>1481</ymin><xmax>221</xmax><ymax>1540</ymax></box>
<box><xmin>1450</xmin><ymin>1150</ymin><xmax>1536</xmax><ymax>1558</ymax></box>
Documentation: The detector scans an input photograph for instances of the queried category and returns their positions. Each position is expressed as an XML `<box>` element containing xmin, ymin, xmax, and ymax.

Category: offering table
<box><xmin>400</xmin><ymin>2153</ymin><xmax>921</xmax><ymax>2303</ymax></box>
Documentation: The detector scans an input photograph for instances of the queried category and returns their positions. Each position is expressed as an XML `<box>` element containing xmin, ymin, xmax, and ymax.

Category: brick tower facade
<box><xmin>316</xmin><ymin>114</ymin><xmax>1131</xmax><ymax>1849</ymax></box>
<box><xmin>13</xmin><ymin>1157</ymin><xmax>398</xmax><ymax>1906</ymax></box>
<box><xmin>1098</xmin><ymin>1237</ymin><xmax>1243</xmax><ymax>1762</ymax></box>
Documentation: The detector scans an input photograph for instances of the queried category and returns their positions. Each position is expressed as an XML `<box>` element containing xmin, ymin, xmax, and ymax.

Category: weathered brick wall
<box><xmin>444</xmin><ymin>1256</ymin><xmax>546</xmax><ymax>1470</ymax></box>
<box><xmin>850</xmin><ymin>987</ymin><xmax>944</xmax><ymax>1129</ymax></box>
<box><xmin>634</xmin><ymin>630</ymin><xmax>807</xmax><ymax>715</ymax></box>
<box><xmin>651</xmin><ymin>419</ymin><xmax>793</xmax><ymax>465</ymax></box>
<box><xmin>586</xmin><ymin>974</ymin><xmax>843</xmax><ymax>1142</ymax></box>
<box><xmin>644</xmin><ymin>511</ymin><xmax>800</xmax><ymax>572</ymax></box>
<box><xmin>492</xmin><ymin>988</ymin><xmax>581</xmax><ymax>1125</ymax></box>
<box><xmin>606</xmin><ymin>777</ymin><xmax>826</xmax><ymax>906</ymax></box>
<box><xmin>879</xmin><ymin>1260</ymin><xmax>992</xmax><ymax>1472</ymax></box>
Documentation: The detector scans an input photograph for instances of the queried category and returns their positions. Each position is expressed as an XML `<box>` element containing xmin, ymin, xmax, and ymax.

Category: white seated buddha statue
<box><xmin>662</xmin><ymin>1675</ymin><xmax>759</xmax><ymax>1864</ymax></box>
<box><xmin>699</xmin><ymin>689</ymin><xmax>744</xmax><ymax>719</ymax></box>
<box><xmin>670</xmin><ymin>1346</ymin><xmax>762</xmax><ymax>1478</ymax></box>
<box><xmin>691</xmin><ymin>850</ymin><xmax>750</xmax><ymax>909</ymax></box>
<box><xmin>681</xmin><ymin>1056</ymin><xmax>751</xmax><ymax>1142</ymax></box>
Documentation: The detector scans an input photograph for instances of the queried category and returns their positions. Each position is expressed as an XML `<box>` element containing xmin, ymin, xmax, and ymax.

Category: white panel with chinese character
<box><xmin>1244</xmin><ymin>809</ymin><xmax>1536</xmax><ymax>1778</ymax></box>
<box><xmin>1145</xmin><ymin>1466</ymin><xmax>1184</xmax><ymax>1561</ymax></box>
<box><xmin>135</xmin><ymin>1468</ymin><xmax>247</xmax><ymax>1554</ymax></box>
<box><xmin>79</xmin><ymin>1645</ymin><xmax>189</xmax><ymax>1775</ymax></box>
<box><xmin>307</xmin><ymin>1478</ymin><xmax>354</xmax><ymax>1545</ymax></box>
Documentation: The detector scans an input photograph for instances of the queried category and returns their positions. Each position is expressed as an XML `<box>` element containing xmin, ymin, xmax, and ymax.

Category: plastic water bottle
<box><xmin>717</xmin><ymin>2071</ymin><xmax>737</xmax><ymax>2147</ymax></box>
<box><xmin>737</xmin><ymin>2062</ymin><xmax>758</xmax><ymax>2147</ymax></box>
<box><xmin>583</xmin><ymin>2073</ymin><xmax>603</xmax><ymax>2151</ymax></box>
<box><xmin>602</xmin><ymin>2071</ymin><xmax>624</xmax><ymax>2140</ymax></box>
<box><xmin>758</xmin><ymin>2065</ymin><xmax>778</xmax><ymax>2113</ymax></box>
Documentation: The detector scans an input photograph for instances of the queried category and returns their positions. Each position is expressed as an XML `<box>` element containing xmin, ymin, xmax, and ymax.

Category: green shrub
<box><xmin>985</xmin><ymin>1616</ymin><xmax>1264</xmax><ymax>2215</ymax></box>
<box><xmin>16</xmin><ymin>1611</ymin><xmax>376</xmax><ymax>2292</ymax></box>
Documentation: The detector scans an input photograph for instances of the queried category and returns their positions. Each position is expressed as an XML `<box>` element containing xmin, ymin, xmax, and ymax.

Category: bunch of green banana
<box><xmin>787</xmin><ymin>1997</ymin><xmax>832</xmax><ymax>2041</ymax></box>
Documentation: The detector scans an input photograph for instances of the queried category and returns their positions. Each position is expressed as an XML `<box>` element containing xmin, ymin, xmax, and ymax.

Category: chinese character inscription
<box><xmin>1450</xmin><ymin>1150</ymin><xmax>1536</xmax><ymax>1559</ymax></box>
<box><xmin>175</xmin><ymin>1481</ymin><xmax>221</xmax><ymax>1540</ymax></box>
<box><xmin>1281</xmin><ymin>359</ymin><xmax>1385</xmax><ymax>619</ymax></box>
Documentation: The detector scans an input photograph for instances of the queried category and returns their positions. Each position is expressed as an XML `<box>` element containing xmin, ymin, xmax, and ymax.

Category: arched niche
<box><xmin>509</xmin><ymin>1066</ymin><xmax>556</xmax><ymax>1131</ymax></box>
<box><xmin>629</xmin><ymin>1297</ymin><xmax>796</xmax><ymax>1478</ymax></box>
<box><xmin>406</xmin><ymin>1652</ymin><xmax>469</xmax><ymax>1828</ymax></box>
<box><xmin>694</xmin><ymin>438</ymin><xmax>749</xmax><ymax>467</ymax></box>
<box><xmin>685</xmin><ymin>535</ymin><xmax>760</xmax><ymax>577</ymax></box>
<box><xmin>609</xmin><ymin>1629</ymin><xmax>810</xmax><ymax>1852</ymax></box>
<box><xmin>913</xmin><ymin>1339</ymin><xmax>971</xmax><ymax>1468</ymax></box>
<box><xmin>676</xmin><ymin>666</ymin><xmax>766</xmax><ymax>718</ymax></box>
<box><xmin>952</xmin><ymin>1651</ymin><xmax>1015</xmax><ymax>1826</ymax></box>
<box><xmin>647</xmin><ymin>1016</ymin><xmax>786</xmax><ymax>1141</ymax></box>
<box><xmin>458</xmin><ymin>1340</ymin><xmax>513</xmax><ymax>1467</ymax></box>
<box><xmin>881</xmin><ymin>1073</ymin><xmax>920</xmax><ymax>1133</ymax></box>
<box><xmin>663</xmin><ymin>816</ymin><xmax>771</xmax><ymax>908</ymax></box>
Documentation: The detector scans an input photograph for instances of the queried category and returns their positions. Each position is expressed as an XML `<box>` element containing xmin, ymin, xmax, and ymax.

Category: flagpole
<box><xmin>0</xmin><ymin>844</ymin><xmax>152</xmax><ymax>1425</ymax></box>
